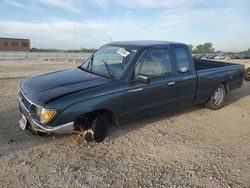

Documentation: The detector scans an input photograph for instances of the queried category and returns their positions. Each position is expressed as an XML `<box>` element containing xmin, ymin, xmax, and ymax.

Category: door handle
<box><xmin>168</xmin><ymin>82</ymin><xmax>175</xmax><ymax>86</ymax></box>
<box><xmin>128</xmin><ymin>88</ymin><xmax>143</xmax><ymax>93</ymax></box>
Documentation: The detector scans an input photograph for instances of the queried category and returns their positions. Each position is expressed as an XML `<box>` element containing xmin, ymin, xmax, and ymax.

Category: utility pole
<box><xmin>74</xmin><ymin>24</ymin><xmax>76</xmax><ymax>63</ymax></box>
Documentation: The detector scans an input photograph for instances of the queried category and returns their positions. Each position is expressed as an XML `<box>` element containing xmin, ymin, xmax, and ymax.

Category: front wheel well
<box><xmin>75</xmin><ymin>109</ymin><xmax>115</xmax><ymax>130</ymax></box>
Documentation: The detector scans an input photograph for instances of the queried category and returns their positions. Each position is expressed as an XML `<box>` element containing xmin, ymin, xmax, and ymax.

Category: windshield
<box><xmin>81</xmin><ymin>45</ymin><xmax>139</xmax><ymax>78</ymax></box>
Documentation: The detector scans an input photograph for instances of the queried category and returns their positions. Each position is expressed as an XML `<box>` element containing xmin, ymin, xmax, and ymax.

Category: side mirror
<box><xmin>134</xmin><ymin>75</ymin><xmax>151</xmax><ymax>84</ymax></box>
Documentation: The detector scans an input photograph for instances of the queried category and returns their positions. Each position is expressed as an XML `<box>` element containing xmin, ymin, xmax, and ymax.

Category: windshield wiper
<box><xmin>102</xmin><ymin>60</ymin><xmax>113</xmax><ymax>79</ymax></box>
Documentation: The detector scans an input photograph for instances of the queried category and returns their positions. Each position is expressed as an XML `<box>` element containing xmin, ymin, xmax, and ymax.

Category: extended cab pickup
<box><xmin>18</xmin><ymin>41</ymin><xmax>244</xmax><ymax>142</ymax></box>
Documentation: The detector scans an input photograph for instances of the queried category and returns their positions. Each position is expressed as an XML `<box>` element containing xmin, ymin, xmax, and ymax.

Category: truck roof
<box><xmin>108</xmin><ymin>40</ymin><xmax>184</xmax><ymax>49</ymax></box>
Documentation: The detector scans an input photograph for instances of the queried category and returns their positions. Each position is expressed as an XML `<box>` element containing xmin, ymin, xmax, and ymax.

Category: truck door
<box><xmin>173</xmin><ymin>46</ymin><xmax>197</xmax><ymax>106</ymax></box>
<box><xmin>123</xmin><ymin>48</ymin><xmax>179</xmax><ymax>119</ymax></box>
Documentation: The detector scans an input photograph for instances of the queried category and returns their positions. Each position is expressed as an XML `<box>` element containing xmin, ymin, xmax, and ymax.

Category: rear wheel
<box><xmin>205</xmin><ymin>84</ymin><xmax>226</xmax><ymax>110</ymax></box>
<box><xmin>244</xmin><ymin>67</ymin><xmax>250</xmax><ymax>81</ymax></box>
<box><xmin>84</xmin><ymin>115</ymin><xmax>109</xmax><ymax>143</ymax></box>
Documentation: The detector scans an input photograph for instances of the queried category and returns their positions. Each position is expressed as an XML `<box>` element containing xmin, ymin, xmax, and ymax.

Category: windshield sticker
<box><xmin>180</xmin><ymin>67</ymin><xmax>188</xmax><ymax>72</ymax></box>
<box><xmin>116</xmin><ymin>48</ymin><xmax>130</xmax><ymax>57</ymax></box>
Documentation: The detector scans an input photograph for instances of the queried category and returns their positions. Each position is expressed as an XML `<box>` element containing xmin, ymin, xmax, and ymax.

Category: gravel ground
<box><xmin>0</xmin><ymin>60</ymin><xmax>250</xmax><ymax>187</ymax></box>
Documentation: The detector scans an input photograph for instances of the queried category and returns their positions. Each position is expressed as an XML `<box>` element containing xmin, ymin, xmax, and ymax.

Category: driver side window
<box><xmin>135</xmin><ymin>49</ymin><xmax>172</xmax><ymax>78</ymax></box>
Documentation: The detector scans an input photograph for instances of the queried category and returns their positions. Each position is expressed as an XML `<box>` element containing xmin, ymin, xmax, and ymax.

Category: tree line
<box><xmin>30</xmin><ymin>47</ymin><xmax>96</xmax><ymax>53</ymax></box>
<box><xmin>189</xmin><ymin>42</ymin><xmax>250</xmax><ymax>54</ymax></box>
<box><xmin>30</xmin><ymin>43</ymin><xmax>250</xmax><ymax>54</ymax></box>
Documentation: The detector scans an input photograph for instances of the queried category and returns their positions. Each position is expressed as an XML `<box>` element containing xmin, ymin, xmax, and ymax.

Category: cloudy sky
<box><xmin>0</xmin><ymin>0</ymin><xmax>249</xmax><ymax>51</ymax></box>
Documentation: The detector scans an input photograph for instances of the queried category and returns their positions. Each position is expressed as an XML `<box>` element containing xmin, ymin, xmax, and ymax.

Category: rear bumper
<box><xmin>18</xmin><ymin>95</ymin><xmax>74</xmax><ymax>134</ymax></box>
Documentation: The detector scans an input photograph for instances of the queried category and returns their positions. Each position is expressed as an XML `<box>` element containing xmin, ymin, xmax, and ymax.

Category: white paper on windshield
<box><xmin>180</xmin><ymin>67</ymin><xmax>188</xmax><ymax>72</ymax></box>
<box><xmin>116</xmin><ymin>48</ymin><xmax>130</xmax><ymax>57</ymax></box>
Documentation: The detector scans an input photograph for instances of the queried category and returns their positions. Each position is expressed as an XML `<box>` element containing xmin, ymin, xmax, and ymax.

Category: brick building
<box><xmin>0</xmin><ymin>38</ymin><xmax>30</xmax><ymax>51</ymax></box>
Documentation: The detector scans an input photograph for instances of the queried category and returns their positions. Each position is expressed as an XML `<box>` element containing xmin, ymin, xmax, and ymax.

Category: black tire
<box><xmin>244</xmin><ymin>67</ymin><xmax>250</xmax><ymax>81</ymax></box>
<box><xmin>84</xmin><ymin>115</ymin><xmax>109</xmax><ymax>143</ymax></box>
<box><xmin>205</xmin><ymin>84</ymin><xmax>226</xmax><ymax>110</ymax></box>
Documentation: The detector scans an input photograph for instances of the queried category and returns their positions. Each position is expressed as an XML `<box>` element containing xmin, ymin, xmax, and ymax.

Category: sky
<box><xmin>0</xmin><ymin>0</ymin><xmax>250</xmax><ymax>51</ymax></box>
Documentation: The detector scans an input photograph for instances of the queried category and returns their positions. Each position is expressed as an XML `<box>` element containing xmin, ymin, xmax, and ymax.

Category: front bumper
<box><xmin>18</xmin><ymin>92</ymin><xmax>74</xmax><ymax>135</ymax></box>
<box><xmin>28</xmin><ymin>117</ymin><xmax>74</xmax><ymax>134</ymax></box>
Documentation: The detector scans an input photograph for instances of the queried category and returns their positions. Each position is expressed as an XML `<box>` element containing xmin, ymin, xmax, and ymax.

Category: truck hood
<box><xmin>21</xmin><ymin>68</ymin><xmax>111</xmax><ymax>105</ymax></box>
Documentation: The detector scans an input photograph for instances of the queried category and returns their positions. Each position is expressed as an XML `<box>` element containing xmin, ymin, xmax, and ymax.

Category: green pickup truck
<box><xmin>18</xmin><ymin>41</ymin><xmax>245</xmax><ymax>142</ymax></box>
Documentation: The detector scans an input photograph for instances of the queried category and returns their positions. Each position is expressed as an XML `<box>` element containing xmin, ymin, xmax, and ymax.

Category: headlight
<box><xmin>35</xmin><ymin>106</ymin><xmax>42</xmax><ymax>117</ymax></box>
<box><xmin>34</xmin><ymin>106</ymin><xmax>56</xmax><ymax>124</ymax></box>
<box><xmin>40</xmin><ymin>109</ymin><xmax>56</xmax><ymax>124</ymax></box>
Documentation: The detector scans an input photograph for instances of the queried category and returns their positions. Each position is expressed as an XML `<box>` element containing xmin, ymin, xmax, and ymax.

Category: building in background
<box><xmin>0</xmin><ymin>38</ymin><xmax>30</xmax><ymax>51</ymax></box>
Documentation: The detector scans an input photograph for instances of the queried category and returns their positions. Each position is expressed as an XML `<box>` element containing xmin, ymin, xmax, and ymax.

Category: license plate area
<box><xmin>19</xmin><ymin>114</ymin><xmax>27</xmax><ymax>130</ymax></box>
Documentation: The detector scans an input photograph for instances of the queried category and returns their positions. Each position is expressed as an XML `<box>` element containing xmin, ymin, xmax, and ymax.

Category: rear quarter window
<box><xmin>174</xmin><ymin>47</ymin><xmax>190</xmax><ymax>72</ymax></box>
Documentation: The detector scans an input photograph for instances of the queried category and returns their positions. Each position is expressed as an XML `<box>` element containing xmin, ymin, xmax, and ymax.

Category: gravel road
<box><xmin>0</xmin><ymin>60</ymin><xmax>249</xmax><ymax>187</ymax></box>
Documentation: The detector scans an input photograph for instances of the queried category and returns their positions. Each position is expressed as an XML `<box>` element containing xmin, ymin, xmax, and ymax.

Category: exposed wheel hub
<box><xmin>214</xmin><ymin>88</ymin><xmax>224</xmax><ymax>105</ymax></box>
<box><xmin>246</xmin><ymin>71</ymin><xmax>250</xmax><ymax>79</ymax></box>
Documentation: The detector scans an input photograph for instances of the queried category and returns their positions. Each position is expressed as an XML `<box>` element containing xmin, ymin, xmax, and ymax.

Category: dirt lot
<box><xmin>0</xmin><ymin>60</ymin><xmax>250</xmax><ymax>187</ymax></box>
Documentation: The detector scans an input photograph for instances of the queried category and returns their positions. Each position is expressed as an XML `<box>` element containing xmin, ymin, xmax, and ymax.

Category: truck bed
<box><xmin>194</xmin><ymin>59</ymin><xmax>237</xmax><ymax>71</ymax></box>
<box><xmin>193</xmin><ymin>59</ymin><xmax>244</xmax><ymax>105</ymax></box>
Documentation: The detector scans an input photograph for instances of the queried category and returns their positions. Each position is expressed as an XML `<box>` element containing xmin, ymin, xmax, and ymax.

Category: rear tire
<box><xmin>205</xmin><ymin>84</ymin><xmax>226</xmax><ymax>110</ymax></box>
<box><xmin>84</xmin><ymin>115</ymin><xmax>109</xmax><ymax>143</ymax></box>
<box><xmin>244</xmin><ymin>67</ymin><xmax>250</xmax><ymax>81</ymax></box>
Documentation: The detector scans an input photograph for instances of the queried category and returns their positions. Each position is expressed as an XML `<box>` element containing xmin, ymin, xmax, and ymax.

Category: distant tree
<box><xmin>79</xmin><ymin>48</ymin><xmax>96</xmax><ymax>53</ymax></box>
<box><xmin>204</xmin><ymin>42</ymin><xmax>214</xmax><ymax>53</ymax></box>
<box><xmin>238</xmin><ymin>48</ymin><xmax>250</xmax><ymax>54</ymax></box>
<box><xmin>30</xmin><ymin>47</ymin><xmax>38</xmax><ymax>52</ymax></box>
<box><xmin>193</xmin><ymin>42</ymin><xmax>215</xmax><ymax>54</ymax></box>
<box><xmin>194</xmin><ymin>44</ymin><xmax>203</xmax><ymax>53</ymax></box>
